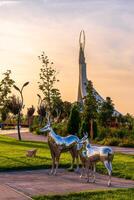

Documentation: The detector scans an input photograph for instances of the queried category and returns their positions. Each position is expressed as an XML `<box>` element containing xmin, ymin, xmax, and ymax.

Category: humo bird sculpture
<box><xmin>40</xmin><ymin>120</ymin><xmax>80</xmax><ymax>175</ymax></box>
<box><xmin>77</xmin><ymin>135</ymin><xmax>114</xmax><ymax>186</ymax></box>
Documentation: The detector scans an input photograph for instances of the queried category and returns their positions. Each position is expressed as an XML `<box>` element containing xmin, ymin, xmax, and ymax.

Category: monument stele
<box><xmin>77</xmin><ymin>30</ymin><xmax>120</xmax><ymax>116</ymax></box>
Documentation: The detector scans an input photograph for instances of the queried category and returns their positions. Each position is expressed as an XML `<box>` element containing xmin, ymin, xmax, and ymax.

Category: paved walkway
<box><xmin>0</xmin><ymin>128</ymin><xmax>29</xmax><ymax>135</ymax></box>
<box><xmin>0</xmin><ymin>184</ymin><xmax>32</xmax><ymax>200</ymax></box>
<box><xmin>0</xmin><ymin>129</ymin><xmax>47</xmax><ymax>142</ymax></box>
<box><xmin>0</xmin><ymin>169</ymin><xmax>133</xmax><ymax>198</ymax></box>
<box><xmin>7</xmin><ymin>132</ymin><xmax>47</xmax><ymax>142</ymax></box>
<box><xmin>109</xmin><ymin>146</ymin><xmax>134</xmax><ymax>155</ymax></box>
<box><xmin>0</xmin><ymin>130</ymin><xmax>134</xmax><ymax>199</ymax></box>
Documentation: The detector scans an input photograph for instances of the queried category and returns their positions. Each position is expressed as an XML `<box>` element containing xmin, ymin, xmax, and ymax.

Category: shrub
<box><xmin>119</xmin><ymin>138</ymin><xmax>134</xmax><ymax>147</ymax></box>
<box><xmin>29</xmin><ymin>115</ymin><xmax>47</xmax><ymax>133</ymax></box>
<box><xmin>29</xmin><ymin>116</ymin><xmax>39</xmax><ymax>131</ymax></box>
<box><xmin>3</xmin><ymin>126</ymin><xmax>15</xmax><ymax>130</ymax></box>
<box><xmin>67</xmin><ymin>104</ymin><xmax>81</xmax><ymax>135</ymax></box>
<box><xmin>53</xmin><ymin>121</ymin><xmax>68</xmax><ymax>136</ymax></box>
<box><xmin>79</xmin><ymin>119</ymin><xmax>89</xmax><ymax>138</ymax></box>
<box><xmin>97</xmin><ymin>127</ymin><xmax>110</xmax><ymax>140</ymax></box>
<box><xmin>109</xmin><ymin>128</ymin><xmax>128</xmax><ymax>139</ymax></box>
<box><xmin>35</xmin><ymin>128</ymin><xmax>46</xmax><ymax>135</ymax></box>
<box><xmin>93</xmin><ymin>121</ymin><xmax>98</xmax><ymax>139</ymax></box>
<box><xmin>103</xmin><ymin>137</ymin><xmax>121</xmax><ymax>146</ymax></box>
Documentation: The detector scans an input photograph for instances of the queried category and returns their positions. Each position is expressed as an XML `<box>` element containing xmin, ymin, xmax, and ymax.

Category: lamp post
<box><xmin>13</xmin><ymin>82</ymin><xmax>29</xmax><ymax>141</ymax></box>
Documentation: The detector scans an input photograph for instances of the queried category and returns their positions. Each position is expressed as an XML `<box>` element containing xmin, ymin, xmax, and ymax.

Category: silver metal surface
<box><xmin>41</xmin><ymin>122</ymin><xmax>80</xmax><ymax>175</ymax></box>
<box><xmin>77</xmin><ymin>138</ymin><xmax>114</xmax><ymax>186</ymax></box>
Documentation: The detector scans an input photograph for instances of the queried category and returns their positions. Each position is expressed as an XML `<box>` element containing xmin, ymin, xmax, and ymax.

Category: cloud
<box><xmin>0</xmin><ymin>0</ymin><xmax>20</xmax><ymax>7</ymax></box>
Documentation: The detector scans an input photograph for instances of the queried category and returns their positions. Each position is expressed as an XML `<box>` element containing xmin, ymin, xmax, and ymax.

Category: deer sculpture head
<box><xmin>77</xmin><ymin>132</ymin><xmax>89</xmax><ymax>151</ymax></box>
<box><xmin>40</xmin><ymin>112</ymin><xmax>52</xmax><ymax>132</ymax></box>
<box><xmin>40</xmin><ymin>122</ymin><xmax>51</xmax><ymax>132</ymax></box>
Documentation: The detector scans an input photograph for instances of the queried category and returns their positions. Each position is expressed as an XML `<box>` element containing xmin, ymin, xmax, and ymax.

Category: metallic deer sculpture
<box><xmin>40</xmin><ymin>120</ymin><xmax>80</xmax><ymax>175</ymax></box>
<box><xmin>77</xmin><ymin>135</ymin><xmax>114</xmax><ymax>186</ymax></box>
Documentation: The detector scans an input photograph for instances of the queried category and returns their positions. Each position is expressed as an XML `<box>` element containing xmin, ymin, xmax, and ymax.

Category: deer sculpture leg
<box><xmin>92</xmin><ymin>163</ymin><xmax>96</xmax><ymax>183</ymax></box>
<box><xmin>70</xmin><ymin>148</ymin><xmax>79</xmax><ymax>172</ymax></box>
<box><xmin>79</xmin><ymin>156</ymin><xmax>87</xmax><ymax>179</ymax></box>
<box><xmin>53</xmin><ymin>153</ymin><xmax>60</xmax><ymax>175</ymax></box>
<box><xmin>75</xmin><ymin>153</ymin><xmax>79</xmax><ymax>173</ymax></box>
<box><xmin>50</xmin><ymin>151</ymin><xmax>55</xmax><ymax>175</ymax></box>
<box><xmin>80</xmin><ymin>165</ymin><xmax>85</xmax><ymax>178</ymax></box>
<box><xmin>86</xmin><ymin>163</ymin><xmax>90</xmax><ymax>183</ymax></box>
<box><xmin>69</xmin><ymin>150</ymin><xmax>75</xmax><ymax>171</ymax></box>
<box><xmin>104</xmin><ymin>160</ymin><xmax>112</xmax><ymax>186</ymax></box>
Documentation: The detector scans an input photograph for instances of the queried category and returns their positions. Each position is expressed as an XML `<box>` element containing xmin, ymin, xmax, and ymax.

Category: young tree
<box><xmin>38</xmin><ymin>52</ymin><xmax>60</xmax><ymax>117</ymax></box>
<box><xmin>7</xmin><ymin>95</ymin><xmax>21</xmax><ymax>115</ymax></box>
<box><xmin>99</xmin><ymin>97</ymin><xmax>114</xmax><ymax>127</ymax></box>
<box><xmin>27</xmin><ymin>105</ymin><xmax>35</xmax><ymax>127</ymax></box>
<box><xmin>0</xmin><ymin>107</ymin><xmax>9</xmax><ymax>129</ymax></box>
<box><xmin>7</xmin><ymin>95</ymin><xmax>22</xmax><ymax>132</ymax></box>
<box><xmin>37</xmin><ymin>104</ymin><xmax>46</xmax><ymax>126</ymax></box>
<box><xmin>124</xmin><ymin>113</ymin><xmax>134</xmax><ymax>130</ymax></box>
<box><xmin>67</xmin><ymin>104</ymin><xmax>81</xmax><ymax>135</ymax></box>
<box><xmin>11</xmin><ymin>82</ymin><xmax>29</xmax><ymax>140</ymax></box>
<box><xmin>82</xmin><ymin>81</ymin><xmax>98</xmax><ymax>139</ymax></box>
<box><xmin>37</xmin><ymin>94</ymin><xmax>46</xmax><ymax>126</ymax></box>
<box><xmin>51</xmin><ymin>88</ymin><xmax>63</xmax><ymax>121</ymax></box>
<box><xmin>0</xmin><ymin>70</ymin><xmax>14</xmax><ymax>119</ymax></box>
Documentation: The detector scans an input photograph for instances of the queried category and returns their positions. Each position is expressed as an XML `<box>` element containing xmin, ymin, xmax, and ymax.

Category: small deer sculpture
<box><xmin>77</xmin><ymin>135</ymin><xmax>114</xmax><ymax>186</ymax></box>
<box><xmin>40</xmin><ymin>120</ymin><xmax>80</xmax><ymax>175</ymax></box>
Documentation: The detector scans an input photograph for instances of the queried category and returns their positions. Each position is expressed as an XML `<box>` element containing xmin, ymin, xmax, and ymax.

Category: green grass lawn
<box><xmin>0</xmin><ymin>135</ymin><xmax>134</xmax><ymax>181</ymax></box>
<box><xmin>33</xmin><ymin>188</ymin><xmax>134</xmax><ymax>200</ymax></box>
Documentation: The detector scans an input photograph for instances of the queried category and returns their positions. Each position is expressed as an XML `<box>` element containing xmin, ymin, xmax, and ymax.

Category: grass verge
<box><xmin>33</xmin><ymin>188</ymin><xmax>134</xmax><ymax>200</ymax></box>
<box><xmin>0</xmin><ymin>135</ymin><xmax>134</xmax><ymax>181</ymax></box>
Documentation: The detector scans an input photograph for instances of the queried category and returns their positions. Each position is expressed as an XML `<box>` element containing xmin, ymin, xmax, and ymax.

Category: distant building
<box><xmin>77</xmin><ymin>30</ymin><xmax>120</xmax><ymax>116</ymax></box>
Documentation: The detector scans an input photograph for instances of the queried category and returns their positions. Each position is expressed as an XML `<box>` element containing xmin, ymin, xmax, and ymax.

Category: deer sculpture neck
<box><xmin>48</xmin><ymin>127</ymin><xmax>57</xmax><ymax>138</ymax></box>
<box><xmin>47</xmin><ymin>127</ymin><xmax>63</xmax><ymax>145</ymax></box>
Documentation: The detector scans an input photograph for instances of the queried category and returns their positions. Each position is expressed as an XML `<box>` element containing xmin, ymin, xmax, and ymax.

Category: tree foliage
<box><xmin>7</xmin><ymin>95</ymin><xmax>21</xmax><ymax>115</ymax></box>
<box><xmin>38</xmin><ymin>52</ymin><xmax>60</xmax><ymax>116</ymax></box>
<box><xmin>8</xmin><ymin>82</ymin><xmax>29</xmax><ymax>141</ymax></box>
<box><xmin>83</xmin><ymin>81</ymin><xmax>98</xmax><ymax>121</ymax></box>
<box><xmin>37</xmin><ymin>94</ymin><xmax>46</xmax><ymax>125</ymax></box>
<box><xmin>37</xmin><ymin>104</ymin><xmax>46</xmax><ymax>118</ymax></box>
<box><xmin>0</xmin><ymin>70</ymin><xmax>15</xmax><ymax>120</ymax></box>
<box><xmin>81</xmin><ymin>81</ymin><xmax>98</xmax><ymax>139</ymax></box>
<box><xmin>123</xmin><ymin>113</ymin><xmax>134</xmax><ymax>130</ymax></box>
<box><xmin>27</xmin><ymin>105</ymin><xmax>35</xmax><ymax>127</ymax></box>
<box><xmin>51</xmin><ymin>88</ymin><xmax>63</xmax><ymax>119</ymax></box>
<box><xmin>27</xmin><ymin>105</ymin><xmax>35</xmax><ymax>118</ymax></box>
<box><xmin>67</xmin><ymin>104</ymin><xmax>81</xmax><ymax>135</ymax></box>
<box><xmin>99</xmin><ymin>97</ymin><xmax>114</xmax><ymax>127</ymax></box>
<box><xmin>1</xmin><ymin>108</ymin><xmax>8</xmax><ymax>122</ymax></box>
<box><xmin>62</xmin><ymin>101</ymin><xmax>72</xmax><ymax>118</ymax></box>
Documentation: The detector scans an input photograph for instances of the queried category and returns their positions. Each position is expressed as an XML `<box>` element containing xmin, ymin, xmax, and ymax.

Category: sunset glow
<box><xmin>0</xmin><ymin>0</ymin><xmax>134</xmax><ymax>114</ymax></box>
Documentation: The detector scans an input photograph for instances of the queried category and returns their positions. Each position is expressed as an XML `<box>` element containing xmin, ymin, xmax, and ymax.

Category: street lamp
<box><xmin>13</xmin><ymin>82</ymin><xmax>29</xmax><ymax>140</ymax></box>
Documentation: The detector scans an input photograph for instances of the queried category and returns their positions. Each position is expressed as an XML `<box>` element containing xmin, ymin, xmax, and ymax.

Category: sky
<box><xmin>0</xmin><ymin>0</ymin><xmax>134</xmax><ymax>115</ymax></box>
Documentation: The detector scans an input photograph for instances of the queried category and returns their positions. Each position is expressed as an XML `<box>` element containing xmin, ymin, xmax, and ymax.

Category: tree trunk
<box><xmin>17</xmin><ymin>112</ymin><xmax>22</xmax><ymax>141</ymax></box>
<box><xmin>90</xmin><ymin>119</ymin><xmax>94</xmax><ymax>140</ymax></box>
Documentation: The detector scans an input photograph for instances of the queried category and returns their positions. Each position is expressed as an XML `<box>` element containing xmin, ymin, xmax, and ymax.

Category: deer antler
<box><xmin>55</xmin><ymin>108</ymin><xmax>61</xmax><ymax>119</ymax></box>
<box><xmin>46</xmin><ymin>111</ymin><xmax>51</xmax><ymax>125</ymax></box>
